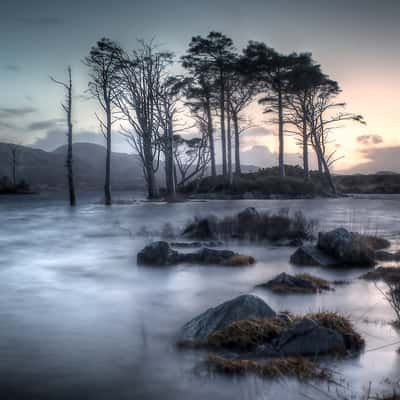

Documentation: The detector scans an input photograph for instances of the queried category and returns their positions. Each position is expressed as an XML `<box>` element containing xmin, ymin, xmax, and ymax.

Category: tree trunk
<box><xmin>104</xmin><ymin>103</ymin><xmax>112</xmax><ymax>206</ymax></box>
<box><xmin>233</xmin><ymin>111</ymin><xmax>241</xmax><ymax>176</ymax></box>
<box><xmin>144</xmin><ymin>134</ymin><xmax>156</xmax><ymax>199</ymax></box>
<box><xmin>226</xmin><ymin>91</ymin><xmax>232</xmax><ymax>184</ymax></box>
<box><xmin>66</xmin><ymin>68</ymin><xmax>76</xmax><ymax>206</ymax></box>
<box><xmin>205</xmin><ymin>99</ymin><xmax>216</xmax><ymax>177</ymax></box>
<box><xmin>314</xmin><ymin>133</ymin><xmax>336</xmax><ymax>194</ymax></box>
<box><xmin>164</xmin><ymin>117</ymin><xmax>175</xmax><ymax>197</ymax></box>
<box><xmin>277</xmin><ymin>87</ymin><xmax>285</xmax><ymax>178</ymax></box>
<box><xmin>302</xmin><ymin>116</ymin><xmax>309</xmax><ymax>181</ymax></box>
<box><xmin>219</xmin><ymin>71</ymin><xmax>227</xmax><ymax>178</ymax></box>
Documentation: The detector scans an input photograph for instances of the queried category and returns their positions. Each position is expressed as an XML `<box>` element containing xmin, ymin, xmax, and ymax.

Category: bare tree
<box><xmin>84</xmin><ymin>38</ymin><xmax>123</xmax><ymax>205</ymax></box>
<box><xmin>173</xmin><ymin>133</ymin><xmax>210</xmax><ymax>186</ymax></box>
<box><xmin>51</xmin><ymin>66</ymin><xmax>76</xmax><ymax>206</ymax></box>
<box><xmin>115</xmin><ymin>41</ymin><xmax>172</xmax><ymax>199</ymax></box>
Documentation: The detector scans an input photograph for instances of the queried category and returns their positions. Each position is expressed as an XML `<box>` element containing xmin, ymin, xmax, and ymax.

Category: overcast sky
<box><xmin>1</xmin><ymin>0</ymin><xmax>399</xmax><ymax>172</ymax></box>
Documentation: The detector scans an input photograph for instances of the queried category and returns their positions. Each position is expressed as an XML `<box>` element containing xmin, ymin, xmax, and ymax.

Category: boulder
<box><xmin>318</xmin><ymin>228</ymin><xmax>376</xmax><ymax>267</ymax></box>
<box><xmin>237</xmin><ymin>207</ymin><xmax>260</xmax><ymax>224</ymax></box>
<box><xmin>290</xmin><ymin>245</ymin><xmax>338</xmax><ymax>267</ymax></box>
<box><xmin>178</xmin><ymin>294</ymin><xmax>276</xmax><ymax>342</ymax></box>
<box><xmin>276</xmin><ymin>318</ymin><xmax>345</xmax><ymax>356</ymax></box>
<box><xmin>182</xmin><ymin>218</ymin><xmax>216</xmax><ymax>240</ymax></box>
<box><xmin>170</xmin><ymin>241</ymin><xmax>223</xmax><ymax>248</ymax></box>
<box><xmin>137</xmin><ymin>241</ymin><xmax>181</xmax><ymax>266</ymax></box>
<box><xmin>259</xmin><ymin>272</ymin><xmax>331</xmax><ymax>294</ymax></box>
<box><xmin>137</xmin><ymin>242</ymin><xmax>255</xmax><ymax>266</ymax></box>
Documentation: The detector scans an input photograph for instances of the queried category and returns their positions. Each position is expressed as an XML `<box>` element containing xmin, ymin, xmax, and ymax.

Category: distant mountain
<box><xmin>0</xmin><ymin>142</ymin><xmax>146</xmax><ymax>190</ymax></box>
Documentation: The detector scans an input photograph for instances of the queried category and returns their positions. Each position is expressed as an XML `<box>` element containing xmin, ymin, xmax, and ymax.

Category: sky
<box><xmin>0</xmin><ymin>0</ymin><xmax>399</xmax><ymax>173</ymax></box>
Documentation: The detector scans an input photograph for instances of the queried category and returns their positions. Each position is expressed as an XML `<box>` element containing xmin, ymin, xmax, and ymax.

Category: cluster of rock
<box><xmin>178</xmin><ymin>294</ymin><xmax>363</xmax><ymax>358</ymax></box>
<box><xmin>290</xmin><ymin>227</ymin><xmax>390</xmax><ymax>268</ymax></box>
<box><xmin>258</xmin><ymin>272</ymin><xmax>332</xmax><ymax>294</ymax></box>
<box><xmin>137</xmin><ymin>241</ymin><xmax>254</xmax><ymax>266</ymax></box>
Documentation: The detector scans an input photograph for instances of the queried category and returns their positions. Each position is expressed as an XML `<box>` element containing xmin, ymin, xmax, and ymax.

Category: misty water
<box><xmin>1</xmin><ymin>193</ymin><xmax>400</xmax><ymax>399</ymax></box>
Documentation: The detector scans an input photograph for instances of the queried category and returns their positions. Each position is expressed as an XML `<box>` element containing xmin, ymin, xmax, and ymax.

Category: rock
<box><xmin>290</xmin><ymin>245</ymin><xmax>338</xmax><ymax>267</ymax></box>
<box><xmin>259</xmin><ymin>272</ymin><xmax>331</xmax><ymax>294</ymax></box>
<box><xmin>182</xmin><ymin>218</ymin><xmax>216</xmax><ymax>240</ymax></box>
<box><xmin>277</xmin><ymin>318</ymin><xmax>345</xmax><ymax>356</ymax></box>
<box><xmin>318</xmin><ymin>228</ymin><xmax>376</xmax><ymax>267</ymax></box>
<box><xmin>375</xmin><ymin>250</ymin><xmax>400</xmax><ymax>262</ymax></box>
<box><xmin>178</xmin><ymin>294</ymin><xmax>276</xmax><ymax>342</ymax></box>
<box><xmin>137</xmin><ymin>241</ymin><xmax>181</xmax><ymax>266</ymax></box>
<box><xmin>137</xmin><ymin>242</ymin><xmax>254</xmax><ymax>266</ymax></box>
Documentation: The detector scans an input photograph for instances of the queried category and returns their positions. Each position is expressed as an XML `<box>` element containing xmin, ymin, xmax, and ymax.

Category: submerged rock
<box><xmin>258</xmin><ymin>272</ymin><xmax>331</xmax><ymax>294</ymax></box>
<box><xmin>137</xmin><ymin>241</ymin><xmax>255</xmax><ymax>266</ymax></box>
<box><xmin>290</xmin><ymin>245</ymin><xmax>338</xmax><ymax>267</ymax></box>
<box><xmin>178</xmin><ymin>294</ymin><xmax>276</xmax><ymax>342</ymax></box>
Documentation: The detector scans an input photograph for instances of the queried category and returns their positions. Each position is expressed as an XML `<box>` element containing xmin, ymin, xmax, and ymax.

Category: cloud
<box><xmin>240</xmin><ymin>145</ymin><xmax>302</xmax><ymax>168</ymax></box>
<box><xmin>20</xmin><ymin>17</ymin><xmax>64</xmax><ymax>26</ymax></box>
<box><xmin>27</xmin><ymin>119</ymin><xmax>64</xmax><ymax>131</ymax></box>
<box><xmin>356</xmin><ymin>134</ymin><xmax>383</xmax><ymax>146</ymax></box>
<box><xmin>341</xmin><ymin>146</ymin><xmax>400</xmax><ymax>174</ymax></box>
<box><xmin>0</xmin><ymin>121</ymin><xmax>17</xmax><ymax>130</ymax></box>
<box><xmin>0</xmin><ymin>107</ymin><xmax>37</xmax><ymax>118</ymax></box>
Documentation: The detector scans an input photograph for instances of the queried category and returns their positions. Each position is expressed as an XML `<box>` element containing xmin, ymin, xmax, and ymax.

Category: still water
<box><xmin>0</xmin><ymin>192</ymin><xmax>399</xmax><ymax>399</ymax></box>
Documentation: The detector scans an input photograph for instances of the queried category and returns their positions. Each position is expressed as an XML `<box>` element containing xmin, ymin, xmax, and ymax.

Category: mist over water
<box><xmin>0</xmin><ymin>192</ymin><xmax>399</xmax><ymax>399</ymax></box>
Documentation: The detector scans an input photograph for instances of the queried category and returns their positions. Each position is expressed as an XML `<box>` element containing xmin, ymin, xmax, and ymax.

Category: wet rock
<box><xmin>137</xmin><ymin>241</ymin><xmax>181</xmax><ymax>266</ymax></box>
<box><xmin>237</xmin><ymin>207</ymin><xmax>260</xmax><ymax>224</ymax></box>
<box><xmin>318</xmin><ymin>228</ymin><xmax>376</xmax><ymax>267</ymax></box>
<box><xmin>258</xmin><ymin>272</ymin><xmax>331</xmax><ymax>294</ymax></box>
<box><xmin>375</xmin><ymin>250</ymin><xmax>400</xmax><ymax>262</ymax></box>
<box><xmin>290</xmin><ymin>245</ymin><xmax>338</xmax><ymax>267</ymax></box>
<box><xmin>178</xmin><ymin>294</ymin><xmax>276</xmax><ymax>342</ymax></box>
<box><xmin>137</xmin><ymin>242</ymin><xmax>254</xmax><ymax>266</ymax></box>
<box><xmin>277</xmin><ymin>318</ymin><xmax>345</xmax><ymax>356</ymax></box>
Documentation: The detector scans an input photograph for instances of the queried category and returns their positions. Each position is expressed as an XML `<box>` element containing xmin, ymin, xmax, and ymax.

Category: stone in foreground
<box><xmin>178</xmin><ymin>294</ymin><xmax>276</xmax><ymax>342</ymax></box>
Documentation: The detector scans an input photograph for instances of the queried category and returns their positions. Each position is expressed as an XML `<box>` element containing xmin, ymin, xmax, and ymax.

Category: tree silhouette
<box><xmin>84</xmin><ymin>38</ymin><xmax>123</xmax><ymax>205</ymax></box>
<box><xmin>51</xmin><ymin>66</ymin><xmax>76</xmax><ymax>206</ymax></box>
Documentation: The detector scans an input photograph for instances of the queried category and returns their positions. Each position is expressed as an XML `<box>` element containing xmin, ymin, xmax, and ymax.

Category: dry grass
<box><xmin>362</xmin><ymin>267</ymin><xmax>400</xmax><ymax>283</ymax></box>
<box><xmin>207</xmin><ymin>354</ymin><xmax>331</xmax><ymax>381</ymax></box>
<box><xmin>207</xmin><ymin>318</ymin><xmax>289</xmax><ymax>351</ymax></box>
<box><xmin>358</xmin><ymin>234</ymin><xmax>391</xmax><ymax>251</ymax></box>
<box><xmin>305</xmin><ymin>311</ymin><xmax>365</xmax><ymax>352</ymax></box>
<box><xmin>222</xmin><ymin>255</ymin><xmax>255</xmax><ymax>266</ymax></box>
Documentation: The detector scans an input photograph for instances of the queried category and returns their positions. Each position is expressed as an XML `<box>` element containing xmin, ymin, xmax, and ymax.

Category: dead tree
<box><xmin>51</xmin><ymin>67</ymin><xmax>76</xmax><ymax>206</ymax></box>
<box><xmin>7</xmin><ymin>144</ymin><xmax>19</xmax><ymax>186</ymax></box>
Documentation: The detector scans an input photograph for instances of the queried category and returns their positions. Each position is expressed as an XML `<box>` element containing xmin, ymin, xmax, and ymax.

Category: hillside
<box><xmin>0</xmin><ymin>142</ymin><xmax>146</xmax><ymax>191</ymax></box>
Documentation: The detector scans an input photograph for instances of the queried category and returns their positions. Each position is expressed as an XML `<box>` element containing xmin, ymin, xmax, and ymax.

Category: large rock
<box><xmin>290</xmin><ymin>245</ymin><xmax>338</xmax><ymax>267</ymax></box>
<box><xmin>259</xmin><ymin>272</ymin><xmax>331</xmax><ymax>294</ymax></box>
<box><xmin>317</xmin><ymin>228</ymin><xmax>376</xmax><ymax>267</ymax></box>
<box><xmin>276</xmin><ymin>318</ymin><xmax>345</xmax><ymax>356</ymax></box>
<box><xmin>137</xmin><ymin>241</ymin><xmax>181</xmax><ymax>266</ymax></box>
<box><xmin>178</xmin><ymin>294</ymin><xmax>276</xmax><ymax>342</ymax></box>
<box><xmin>137</xmin><ymin>241</ymin><xmax>255</xmax><ymax>266</ymax></box>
